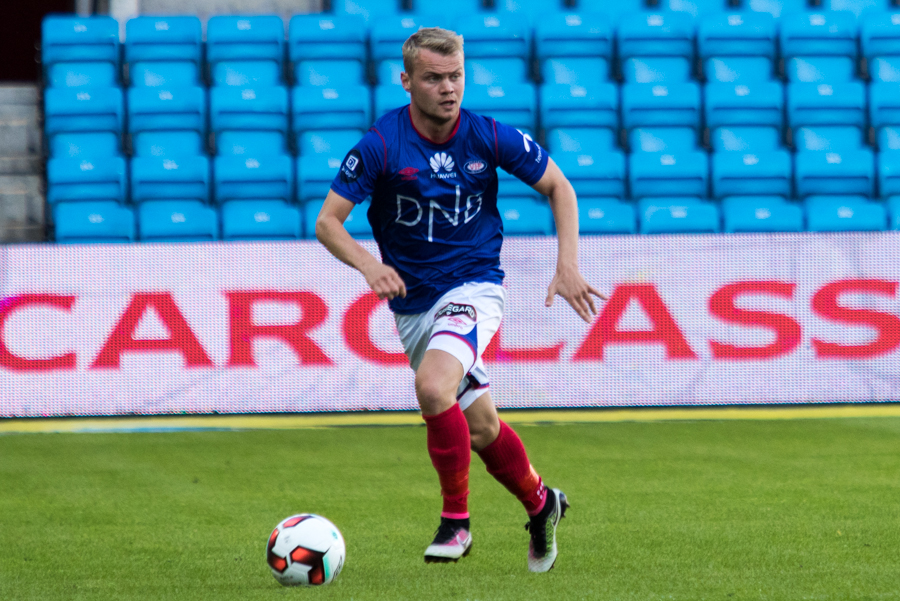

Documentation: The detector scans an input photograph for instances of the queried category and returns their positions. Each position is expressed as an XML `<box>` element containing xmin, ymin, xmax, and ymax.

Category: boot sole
<box><xmin>424</xmin><ymin>542</ymin><xmax>472</xmax><ymax>563</ymax></box>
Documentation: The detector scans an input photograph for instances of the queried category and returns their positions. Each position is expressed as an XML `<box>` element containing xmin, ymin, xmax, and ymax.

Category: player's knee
<box><xmin>414</xmin><ymin>372</ymin><xmax>455</xmax><ymax>415</ymax></box>
<box><xmin>469</xmin><ymin>420</ymin><xmax>500</xmax><ymax>452</ymax></box>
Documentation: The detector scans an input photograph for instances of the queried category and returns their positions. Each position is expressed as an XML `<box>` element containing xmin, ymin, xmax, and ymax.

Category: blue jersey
<box><xmin>330</xmin><ymin>106</ymin><xmax>549</xmax><ymax>314</ymax></box>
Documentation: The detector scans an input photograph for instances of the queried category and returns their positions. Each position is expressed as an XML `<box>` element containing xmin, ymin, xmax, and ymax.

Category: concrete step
<box><xmin>0</xmin><ymin>84</ymin><xmax>41</xmax><ymax>160</ymax></box>
<box><xmin>0</xmin><ymin>175</ymin><xmax>45</xmax><ymax>243</ymax></box>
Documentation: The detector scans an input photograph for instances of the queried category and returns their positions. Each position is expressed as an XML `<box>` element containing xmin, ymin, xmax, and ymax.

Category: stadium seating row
<box><xmin>51</xmin><ymin>194</ymin><xmax>900</xmax><ymax>244</ymax></box>
<box><xmin>41</xmin><ymin>9</ymin><xmax>900</xmax><ymax>77</ymax></box>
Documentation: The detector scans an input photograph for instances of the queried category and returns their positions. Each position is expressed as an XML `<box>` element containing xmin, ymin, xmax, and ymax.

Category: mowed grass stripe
<box><xmin>2</xmin><ymin>403</ymin><xmax>900</xmax><ymax>434</ymax></box>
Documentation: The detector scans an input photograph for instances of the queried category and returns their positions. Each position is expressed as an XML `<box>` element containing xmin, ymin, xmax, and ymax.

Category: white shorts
<box><xmin>394</xmin><ymin>282</ymin><xmax>505</xmax><ymax>411</ymax></box>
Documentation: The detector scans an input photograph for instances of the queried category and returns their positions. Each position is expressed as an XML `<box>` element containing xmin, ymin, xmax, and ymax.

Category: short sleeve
<box><xmin>329</xmin><ymin>128</ymin><xmax>386</xmax><ymax>204</ymax></box>
<box><xmin>493</xmin><ymin>120</ymin><xmax>548</xmax><ymax>186</ymax></box>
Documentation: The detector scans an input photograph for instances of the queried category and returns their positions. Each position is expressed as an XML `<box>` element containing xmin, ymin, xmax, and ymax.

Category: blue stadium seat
<box><xmin>332</xmin><ymin>0</ymin><xmax>401</xmax><ymax>22</ymax></box>
<box><xmin>860</xmin><ymin>11</ymin><xmax>900</xmax><ymax>59</ymax></box>
<box><xmin>131</xmin><ymin>154</ymin><xmax>211</xmax><ymax>203</ymax></box>
<box><xmin>870</xmin><ymin>57</ymin><xmax>900</xmax><ymax>82</ymax></box>
<box><xmin>704</xmin><ymin>57</ymin><xmax>773</xmax><ymax>83</ymax></box>
<box><xmin>497</xmin><ymin>167</ymin><xmax>541</xmax><ymax>201</ymax></box>
<box><xmin>573</xmin><ymin>0</ymin><xmax>649</xmax><ymax>23</ymax></box>
<box><xmin>617</xmin><ymin>12</ymin><xmax>695</xmax><ymax>60</ymax></box>
<box><xmin>377</xmin><ymin>60</ymin><xmax>404</xmax><ymax>85</ymax></box>
<box><xmin>660</xmin><ymin>0</ymin><xmax>732</xmax><ymax>17</ymax></box>
<box><xmin>495</xmin><ymin>0</ymin><xmax>562</xmax><ymax>18</ymax></box>
<box><xmin>125</xmin><ymin>16</ymin><xmax>203</xmax><ymax>65</ymax></box>
<box><xmin>534</xmin><ymin>13</ymin><xmax>613</xmax><ymax>60</ymax></box>
<box><xmin>212</xmin><ymin>61</ymin><xmax>282</xmax><ymax>86</ymax></box>
<box><xmin>130</xmin><ymin>62</ymin><xmax>200</xmax><ymax>87</ymax></box>
<box><xmin>722</xmin><ymin>196</ymin><xmax>804</xmax><ymax>233</ymax></box>
<box><xmin>578</xmin><ymin>198</ymin><xmax>637</xmax><ymax>235</ymax></box>
<box><xmin>877</xmin><ymin>124</ymin><xmax>900</xmax><ymax>150</ymax></box>
<box><xmin>54</xmin><ymin>201</ymin><xmax>135</xmax><ymax>243</ymax></box>
<box><xmin>294</xmin><ymin>59</ymin><xmax>365</xmax><ymax>86</ymax></box>
<box><xmin>705</xmin><ymin>82</ymin><xmax>784</xmax><ymax>129</ymax></box>
<box><xmin>302</xmin><ymin>199</ymin><xmax>372</xmax><ymax>239</ymax></box>
<box><xmin>292</xmin><ymin>85</ymin><xmax>372</xmax><ymax>134</ymax></box>
<box><xmin>622</xmin><ymin>58</ymin><xmax>691</xmax><ymax>83</ymax></box>
<box><xmin>870</xmin><ymin>82</ymin><xmax>900</xmax><ymax>128</ymax></box>
<box><xmin>298</xmin><ymin>155</ymin><xmax>342</xmax><ymax>202</ymax></box>
<box><xmin>546</xmin><ymin>128</ymin><xmax>616</xmax><ymax>155</ymax></box>
<box><xmin>698</xmin><ymin>12</ymin><xmax>777</xmax><ymax>59</ymax></box>
<box><xmin>50</xmin><ymin>132</ymin><xmax>120</xmax><ymax>158</ymax></box>
<box><xmin>629</xmin><ymin>151</ymin><xmax>710</xmax><ymax>198</ymax></box>
<box><xmin>133</xmin><ymin>131</ymin><xmax>206</xmax><ymax>157</ymax></box>
<box><xmin>741</xmin><ymin>0</ymin><xmax>808</xmax><ymax>18</ymax></box>
<box><xmin>638</xmin><ymin>198</ymin><xmax>721</xmax><ymax>234</ymax></box>
<box><xmin>44</xmin><ymin>87</ymin><xmax>124</xmax><ymax>135</ymax></box>
<box><xmin>785</xmin><ymin>57</ymin><xmax>856</xmax><ymax>83</ymax></box>
<box><xmin>887</xmin><ymin>195</ymin><xmax>900</xmax><ymax>228</ymax></box>
<box><xmin>825</xmin><ymin>0</ymin><xmax>887</xmax><ymax>18</ymax></box>
<box><xmin>541</xmin><ymin>58</ymin><xmax>608</xmax><ymax>85</ymax></box>
<box><xmin>780</xmin><ymin>13</ymin><xmax>858</xmax><ymax>59</ymax></box>
<box><xmin>221</xmin><ymin>200</ymin><xmax>302</xmax><ymax>240</ymax></box>
<box><xmin>127</xmin><ymin>86</ymin><xmax>206</xmax><ymax>134</ymax></box>
<box><xmin>629</xmin><ymin>128</ymin><xmax>697</xmax><ymax>153</ymax></box>
<box><xmin>217</xmin><ymin>130</ymin><xmax>287</xmax><ymax>156</ymax></box>
<box><xmin>467</xmin><ymin>59</ymin><xmax>529</xmax><ymax>86</ymax></box>
<box><xmin>42</xmin><ymin>15</ymin><xmax>119</xmax><ymax>68</ymax></box>
<box><xmin>412</xmin><ymin>0</ymin><xmax>483</xmax><ymax>16</ymax></box>
<box><xmin>795</xmin><ymin>149</ymin><xmax>875</xmax><ymax>197</ymax></box>
<box><xmin>48</xmin><ymin>62</ymin><xmax>117</xmax><ymax>88</ymax></box>
<box><xmin>553</xmin><ymin>152</ymin><xmax>626</xmax><ymax>198</ymax></box>
<box><xmin>711</xmin><ymin>150</ymin><xmax>792</xmax><ymax>198</ymax></box>
<box><xmin>710</xmin><ymin>126</ymin><xmax>781</xmax><ymax>152</ymax></box>
<box><xmin>621</xmin><ymin>83</ymin><xmax>701</xmax><ymax>131</ymax></box>
<box><xmin>878</xmin><ymin>149</ymin><xmax>900</xmax><ymax>196</ymax></box>
<box><xmin>299</xmin><ymin>130</ymin><xmax>362</xmax><ymax>157</ymax></box>
<box><xmin>455</xmin><ymin>14</ymin><xmax>531</xmax><ymax>60</ymax></box>
<box><xmin>498</xmin><ymin>199</ymin><xmax>554</xmax><ymax>236</ymax></box>
<box><xmin>375</xmin><ymin>85</ymin><xmax>411</xmax><ymax>119</ymax></box>
<box><xmin>805</xmin><ymin>196</ymin><xmax>887</xmax><ymax>231</ymax></box>
<box><xmin>540</xmin><ymin>83</ymin><xmax>618</xmax><ymax>131</ymax></box>
<box><xmin>463</xmin><ymin>84</ymin><xmax>536</xmax><ymax>132</ymax></box>
<box><xmin>214</xmin><ymin>154</ymin><xmax>294</xmax><ymax>204</ymax></box>
<box><xmin>47</xmin><ymin>134</ymin><xmax>127</xmax><ymax>205</ymax></box>
<box><xmin>787</xmin><ymin>82</ymin><xmax>866</xmax><ymax>128</ymax></box>
<box><xmin>206</xmin><ymin>16</ymin><xmax>285</xmax><ymax>66</ymax></box>
<box><xmin>210</xmin><ymin>86</ymin><xmax>289</xmax><ymax>134</ymax></box>
<box><xmin>370</xmin><ymin>15</ymin><xmax>433</xmax><ymax>62</ymax></box>
<box><xmin>138</xmin><ymin>200</ymin><xmax>219</xmax><ymax>242</ymax></box>
<box><xmin>794</xmin><ymin>126</ymin><xmax>864</xmax><ymax>151</ymax></box>
<box><xmin>289</xmin><ymin>14</ymin><xmax>366</xmax><ymax>63</ymax></box>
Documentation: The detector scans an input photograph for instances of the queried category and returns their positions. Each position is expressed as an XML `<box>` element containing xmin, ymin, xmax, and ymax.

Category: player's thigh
<box><xmin>463</xmin><ymin>391</ymin><xmax>500</xmax><ymax>451</ymax></box>
<box><xmin>415</xmin><ymin>349</ymin><xmax>465</xmax><ymax>415</ymax></box>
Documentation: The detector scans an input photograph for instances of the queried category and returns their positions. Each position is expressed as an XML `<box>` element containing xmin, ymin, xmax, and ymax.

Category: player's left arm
<box><xmin>531</xmin><ymin>157</ymin><xmax>608</xmax><ymax>323</ymax></box>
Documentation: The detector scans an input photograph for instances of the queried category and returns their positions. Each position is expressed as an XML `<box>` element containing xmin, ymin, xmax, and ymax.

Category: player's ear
<box><xmin>400</xmin><ymin>71</ymin><xmax>411</xmax><ymax>92</ymax></box>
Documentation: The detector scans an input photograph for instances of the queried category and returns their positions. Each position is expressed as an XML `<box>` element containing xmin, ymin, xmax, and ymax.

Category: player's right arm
<box><xmin>315</xmin><ymin>191</ymin><xmax>406</xmax><ymax>300</ymax></box>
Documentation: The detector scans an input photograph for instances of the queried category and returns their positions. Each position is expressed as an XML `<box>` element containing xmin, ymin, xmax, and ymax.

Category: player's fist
<box><xmin>363</xmin><ymin>263</ymin><xmax>407</xmax><ymax>300</ymax></box>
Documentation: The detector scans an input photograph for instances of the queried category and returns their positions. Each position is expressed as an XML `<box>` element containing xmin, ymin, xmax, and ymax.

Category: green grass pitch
<box><xmin>1</xmin><ymin>417</ymin><xmax>899</xmax><ymax>600</ymax></box>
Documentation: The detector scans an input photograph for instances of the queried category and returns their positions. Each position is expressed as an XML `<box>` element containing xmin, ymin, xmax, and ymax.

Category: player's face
<box><xmin>403</xmin><ymin>49</ymin><xmax>465</xmax><ymax>125</ymax></box>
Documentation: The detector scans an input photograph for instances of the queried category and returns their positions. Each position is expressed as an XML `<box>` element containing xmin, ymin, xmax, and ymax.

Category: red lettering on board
<box><xmin>342</xmin><ymin>292</ymin><xmax>407</xmax><ymax>365</ymax></box>
<box><xmin>484</xmin><ymin>325</ymin><xmax>564</xmax><ymax>363</ymax></box>
<box><xmin>811</xmin><ymin>279</ymin><xmax>900</xmax><ymax>358</ymax></box>
<box><xmin>0</xmin><ymin>294</ymin><xmax>77</xmax><ymax>372</ymax></box>
<box><xmin>709</xmin><ymin>281</ymin><xmax>802</xmax><ymax>360</ymax></box>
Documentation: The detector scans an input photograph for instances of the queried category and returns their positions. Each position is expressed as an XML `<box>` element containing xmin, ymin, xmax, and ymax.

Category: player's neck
<box><xmin>409</xmin><ymin>104</ymin><xmax>460</xmax><ymax>145</ymax></box>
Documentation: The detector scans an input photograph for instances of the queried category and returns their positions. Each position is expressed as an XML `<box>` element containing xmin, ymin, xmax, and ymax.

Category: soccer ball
<box><xmin>266</xmin><ymin>514</ymin><xmax>346</xmax><ymax>586</ymax></box>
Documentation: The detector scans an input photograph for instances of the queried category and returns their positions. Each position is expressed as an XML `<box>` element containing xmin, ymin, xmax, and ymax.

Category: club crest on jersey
<box><xmin>429</xmin><ymin>152</ymin><xmax>456</xmax><ymax>179</ymax></box>
<box><xmin>435</xmin><ymin>302</ymin><xmax>477</xmax><ymax>321</ymax></box>
<box><xmin>463</xmin><ymin>159</ymin><xmax>487</xmax><ymax>174</ymax></box>
<box><xmin>399</xmin><ymin>167</ymin><xmax>419</xmax><ymax>181</ymax></box>
<box><xmin>340</xmin><ymin>149</ymin><xmax>363</xmax><ymax>183</ymax></box>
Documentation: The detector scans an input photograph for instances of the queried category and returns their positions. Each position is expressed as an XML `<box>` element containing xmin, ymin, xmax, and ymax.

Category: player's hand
<box><xmin>363</xmin><ymin>262</ymin><xmax>407</xmax><ymax>300</ymax></box>
<box><xmin>545</xmin><ymin>266</ymin><xmax>607</xmax><ymax>323</ymax></box>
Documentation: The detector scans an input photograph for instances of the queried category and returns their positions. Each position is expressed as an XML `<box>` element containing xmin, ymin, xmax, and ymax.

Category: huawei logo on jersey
<box><xmin>399</xmin><ymin>167</ymin><xmax>419</xmax><ymax>181</ymax></box>
<box><xmin>429</xmin><ymin>152</ymin><xmax>457</xmax><ymax>179</ymax></box>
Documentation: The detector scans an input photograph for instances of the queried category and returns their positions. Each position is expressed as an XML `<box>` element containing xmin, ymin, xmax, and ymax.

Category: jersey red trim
<box><xmin>370</xmin><ymin>127</ymin><xmax>388</xmax><ymax>174</ymax></box>
<box><xmin>492</xmin><ymin>119</ymin><xmax>499</xmax><ymax>163</ymax></box>
<box><xmin>408</xmin><ymin>108</ymin><xmax>461</xmax><ymax>145</ymax></box>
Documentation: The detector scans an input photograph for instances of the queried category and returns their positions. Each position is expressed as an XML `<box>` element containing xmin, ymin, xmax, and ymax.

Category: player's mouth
<box><xmin>440</xmin><ymin>99</ymin><xmax>457</xmax><ymax>108</ymax></box>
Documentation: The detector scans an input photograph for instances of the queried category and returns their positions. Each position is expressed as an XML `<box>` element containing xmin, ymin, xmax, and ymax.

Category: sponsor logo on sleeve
<box><xmin>340</xmin><ymin>149</ymin><xmax>363</xmax><ymax>183</ymax></box>
<box><xmin>434</xmin><ymin>302</ymin><xmax>477</xmax><ymax>321</ymax></box>
<box><xmin>463</xmin><ymin>159</ymin><xmax>487</xmax><ymax>174</ymax></box>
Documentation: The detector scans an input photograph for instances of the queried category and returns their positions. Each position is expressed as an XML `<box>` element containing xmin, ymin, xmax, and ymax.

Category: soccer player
<box><xmin>316</xmin><ymin>27</ymin><xmax>605</xmax><ymax>572</ymax></box>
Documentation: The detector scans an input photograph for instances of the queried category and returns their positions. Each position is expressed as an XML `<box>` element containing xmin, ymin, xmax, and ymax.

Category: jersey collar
<box><xmin>407</xmin><ymin>106</ymin><xmax>461</xmax><ymax>146</ymax></box>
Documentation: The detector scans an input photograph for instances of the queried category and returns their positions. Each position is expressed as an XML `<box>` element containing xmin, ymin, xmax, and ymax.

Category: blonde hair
<box><xmin>402</xmin><ymin>27</ymin><xmax>464</xmax><ymax>75</ymax></box>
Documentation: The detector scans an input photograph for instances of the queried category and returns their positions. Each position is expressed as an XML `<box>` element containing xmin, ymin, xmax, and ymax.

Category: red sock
<box><xmin>423</xmin><ymin>404</ymin><xmax>471</xmax><ymax>518</ymax></box>
<box><xmin>477</xmin><ymin>421</ymin><xmax>547</xmax><ymax>516</ymax></box>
